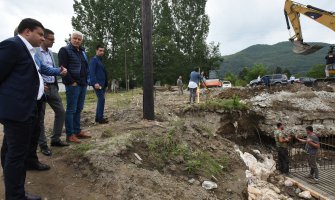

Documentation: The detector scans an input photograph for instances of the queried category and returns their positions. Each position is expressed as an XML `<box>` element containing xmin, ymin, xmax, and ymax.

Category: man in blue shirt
<box><xmin>89</xmin><ymin>44</ymin><xmax>108</xmax><ymax>124</ymax></box>
<box><xmin>36</xmin><ymin>29</ymin><xmax>69</xmax><ymax>157</ymax></box>
<box><xmin>188</xmin><ymin>68</ymin><xmax>202</xmax><ymax>104</ymax></box>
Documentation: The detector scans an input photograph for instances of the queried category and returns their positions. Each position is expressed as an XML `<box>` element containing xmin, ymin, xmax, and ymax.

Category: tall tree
<box><xmin>71</xmin><ymin>0</ymin><xmax>215</xmax><ymax>86</ymax></box>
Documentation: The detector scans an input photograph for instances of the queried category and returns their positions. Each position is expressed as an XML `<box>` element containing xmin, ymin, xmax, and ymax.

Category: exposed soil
<box><xmin>1</xmin><ymin>83</ymin><xmax>333</xmax><ymax>199</ymax></box>
<box><xmin>0</xmin><ymin>89</ymin><xmax>249</xmax><ymax>200</ymax></box>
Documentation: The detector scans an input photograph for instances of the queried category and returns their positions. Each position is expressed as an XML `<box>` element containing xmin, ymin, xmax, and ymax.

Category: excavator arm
<box><xmin>284</xmin><ymin>0</ymin><xmax>335</xmax><ymax>54</ymax></box>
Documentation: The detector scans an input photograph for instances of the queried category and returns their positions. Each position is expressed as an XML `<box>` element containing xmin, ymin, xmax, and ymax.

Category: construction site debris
<box><xmin>201</xmin><ymin>181</ymin><xmax>218</xmax><ymax>190</ymax></box>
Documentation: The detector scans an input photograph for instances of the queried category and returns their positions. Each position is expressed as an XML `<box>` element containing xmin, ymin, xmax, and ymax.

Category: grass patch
<box><xmin>147</xmin><ymin>123</ymin><xmax>229</xmax><ymax>177</ymax></box>
<box><xmin>72</xmin><ymin>143</ymin><xmax>93</xmax><ymax>155</ymax></box>
<box><xmin>199</xmin><ymin>96</ymin><xmax>248</xmax><ymax>111</ymax></box>
<box><xmin>185</xmin><ymin>151</ymin><xmax>225</xmax><ymax>176</ymax></box>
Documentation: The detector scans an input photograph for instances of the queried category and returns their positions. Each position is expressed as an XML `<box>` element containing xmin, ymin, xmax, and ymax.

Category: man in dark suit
<box><xmin>89</xmin><ymin>44</ymin><xmax>108</xmax><ymax>124</ymax></box>
<box><xmin>0</xmin><ymin>18</ymin><xmax>45</xmax><ymax>200</ymax></box>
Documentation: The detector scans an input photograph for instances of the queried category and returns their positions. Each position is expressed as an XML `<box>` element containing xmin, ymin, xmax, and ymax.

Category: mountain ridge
<box><xmin>221</xmin><ymin>41</ymin><xmax>331</xmax><ymax>74</ymax></box>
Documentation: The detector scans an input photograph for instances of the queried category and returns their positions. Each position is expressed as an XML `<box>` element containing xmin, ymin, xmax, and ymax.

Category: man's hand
<box><xmin>44</xmin><ymin>85</ymin><xmax>49</xmax><ymax>92</ymax></box>
<box><xmin>71</xmin><ymin>82</ymin><xmax>78</xmax><ymax>86</ymax></box>
<box><xmin>94</xmin><ymin>83</ymin><xmax>101</xmax><ymax>90</ymax></box>
<box><xmin>60</xmin><ymin>66</ymin><xmax>67</xmax><ymax>76</ymax></box>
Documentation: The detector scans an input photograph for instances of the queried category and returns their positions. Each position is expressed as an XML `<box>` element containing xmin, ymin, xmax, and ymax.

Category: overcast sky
<box><xmin>1</xmin><ymin>0</ymin><xmax>335</xmax><ymax>55</ymax></box>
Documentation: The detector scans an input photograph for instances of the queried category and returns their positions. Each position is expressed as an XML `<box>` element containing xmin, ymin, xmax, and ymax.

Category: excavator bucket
<box><xmin>292</xmin><ymin>41</ymin><xmax>323</xmax><ymax>55</ymax></box>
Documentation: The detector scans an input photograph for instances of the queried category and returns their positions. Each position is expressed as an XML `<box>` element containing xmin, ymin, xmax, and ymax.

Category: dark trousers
<box><xmin>277</xmin><ymin>147</ymin><xmax>289</xmax><ymax>174</ymax></box>
<box><xmin>1</xmin><ymin>100</ymin><xmax>43</xmax><ymax>169</ymax></box>
<box><xmin>38</xmin><ymin>84</ymin><xmax>65</xmax><ymax>146</ymax></box>
<box><xmin>94</xmin><ymin>88</ymin><xmax>106</xmax><ymax>122</ymax></box>
<box><xmin>1</xmin><ymin>117</ymin><xmax>35</xmax><ymax>200</ymax></box>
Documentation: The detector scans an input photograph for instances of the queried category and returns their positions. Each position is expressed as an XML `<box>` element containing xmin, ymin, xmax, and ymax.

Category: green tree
<box><xmin>72</xmin><ymin>0</ymin><xmax>214</xmax><ymax>86</ymax></box>
<box><xmin>306</xmin><ymin>64</ymin><xmax>325</xmax><ymax>78</ymax></box>
<box><xmin>245</xmin><ymin>64</ymin><xmax>267</xmax><ymax>82</ymax></box>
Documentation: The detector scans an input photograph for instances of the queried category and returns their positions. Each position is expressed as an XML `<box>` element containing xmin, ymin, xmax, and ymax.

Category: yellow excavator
<box><xmin>284</xmin><ymin>0</ymin><xmax>335</xmax><ymax>82</ymax></box>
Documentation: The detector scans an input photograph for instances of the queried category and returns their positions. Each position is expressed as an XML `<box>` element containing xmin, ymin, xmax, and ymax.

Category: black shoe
<box><xmin>25</xmin><ymin>193</ymin><xmax>41</xmax><ymax>200</ymax></box>
<box><xmin>51</xmin><ymin>140</ymin><xmax>70</xmax><ymax>147</ymax></box>
<box><xmin>26</xmin><ymin>162</ymin><xmax>51</xmax><ymax>171</ymax></box>
<box><xmin>40</xmin><ymin>145</ymin><xmax>52</xmax><ymax>156</ymax></box>
<box><xmin>96</xmin><ymin>118</ymin><xmax>109</xmax><ymax>124</ymax></box>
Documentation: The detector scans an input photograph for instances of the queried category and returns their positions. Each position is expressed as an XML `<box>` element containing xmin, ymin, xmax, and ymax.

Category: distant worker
<box><xmin>289</xmin><ymin>75</ymin><xmax>295</xmax><ymax>84</ymax></box>
<box><xmin>296</xmin><ymin>126</ymin><xmax>320</xmax><ymax>184</ymax></box>
<box><xmin>177</xmin><ymin>76</ymin><xmax>183</xmax><ymax>95</ymax></box>
<box><xmin>262</xmin><ymin>76</ymin><xmax>270</xmax><ymax>87</ymax></box>
<box><xmin>111</xmin><ymin>79</ymin><xmax>118</xmax><ymax>93</ymax></box>
<box><xmin>188</xmin><ymin>68</ymin><xmax>202</xmax><ymax>104</ymax></box>
<box><xmin>274</xmin><ymin>123</ymin><xmax>291</xmax><ymax>175</ymax></box>
<box><xmin>201</xmin><ymin>71</ymin><xmax>207</xmax><ymax>83</ymax></box>
<box><xmin>257</xmin><ymin>75</ymin><xmax>261</xmax><ymax>82</ymax></box>
<box><xmin>325</xmin><ymin>49</ymin><xmax>335</xmax><ymax>78</ymax></box>
<box><xmin>89</xmin><ymin>44</ymin><xmax>108</xmax><ymax>124</ymax></box>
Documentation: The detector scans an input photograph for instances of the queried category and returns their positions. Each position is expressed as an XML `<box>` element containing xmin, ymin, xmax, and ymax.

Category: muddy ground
<box><xmin>0</xmin><ymin>89</ymin><xmax>250</xmax><ymax>200</ymax></box>
<box><xmin>0</xmin><ymin>84</ymin><xmax>331</xmax><ymax>199</ymax></box>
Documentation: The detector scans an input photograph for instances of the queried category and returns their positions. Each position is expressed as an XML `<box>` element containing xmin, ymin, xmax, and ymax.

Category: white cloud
<box><xmin>0</xmin><ymin>0</ymin><xmax>74</xmax><ymax>53</ymax></box>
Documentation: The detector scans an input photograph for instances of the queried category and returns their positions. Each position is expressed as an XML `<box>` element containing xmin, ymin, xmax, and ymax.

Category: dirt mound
<box><xmin>216</xmin><ymin>84</ymin><xmax>313</xmax><ymax>100</ymax></box>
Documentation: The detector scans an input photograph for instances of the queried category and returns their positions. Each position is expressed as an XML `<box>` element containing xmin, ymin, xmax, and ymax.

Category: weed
<box><xmin>186</xmin><ymin>151</ymin><xmax>229</xmax><ymax>176</ymax></box>
<box><xmin>147</xmin><ymin>125</ymin><xmax>229</xmax><ymax>177</ymax></box>
<box><xmin>73</xmin><ymin>143</ymin><xmax>93</xmax><ymax>155</ymax></box>
<box><xmin>101</xmin><ymin>128</ymin><xmax>114</xmax><ymax>138</ymax></box>
<box><xmin>199</xmin><ymin>96</ymin><xmax>248</xmax><ymax>111</ymax></box>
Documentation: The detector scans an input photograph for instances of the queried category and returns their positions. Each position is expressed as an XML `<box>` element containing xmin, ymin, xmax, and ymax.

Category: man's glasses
<box><xmin>45</xmin><ymin>38</ymin><xmax>55</xmax><ymax>42</ymax></box>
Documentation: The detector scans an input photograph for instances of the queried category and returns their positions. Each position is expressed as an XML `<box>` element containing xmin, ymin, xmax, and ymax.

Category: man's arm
<box><xmin>0</xmin><ymin>40</ymin><xmax>17</xmax><ymax>83</ymax></box>
<box><xmin>35</xmin><ymin>54</ymin><xmax>67</xmax><ymax>76</ymax></box>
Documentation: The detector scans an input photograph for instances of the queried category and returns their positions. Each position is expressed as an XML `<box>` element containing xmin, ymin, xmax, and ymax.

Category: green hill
<box><xmin>221</xmin><ymin>41</ymin><xmax>331</xmax><ymax>74</ymax></box>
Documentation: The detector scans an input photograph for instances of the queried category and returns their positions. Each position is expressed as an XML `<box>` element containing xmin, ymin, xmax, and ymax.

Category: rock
<box><xmin>284</xmin><ymin>180</ymin><xmax>293</xmax><ymax>187</ymax></box>
<box><xmin>270</xmin><ymin>185</ymin><xmax>280</xmax><ymax>194</ymax></box>
<box><xmin>248</xmin><ymin>186</ymin><xmax>261</xmax><ymax>195</ymax></box>
<box><xmin>173</xmin><ymin>155</ymin><xmax>184</xmax><ymax>164</ymax></box>
<box><xmin>248</xmin><ymin>193</ymin><xmax>256</xmax><ymax>200</ymax></box>
<box><xmin>295</xmin><ymin>188</ymin><xmax>301</xmax><ymax>194</ymax></box>
<box><xmin>169</xmin><ymin>164</ymin><xmax>177</xmax><ymax>171</ymax></box>
<box><xmin>226</xmin><ymin>188</ymin><xmax>232</xmax><ymax>193</ymax></box>
<box><xmin>188</xmin><ymin>178</ymin><xmax>196</xmax><ymax>184</ymax></box>
<box><xmin>209</xmin><ymin>144</ymin><xmax>217</xmax><ymax>151</ymax></box>
<box><xmin>299</xmin><ymin>191</ymin><xmax>312</xmax><ymax>199</ymax></box>
<box><xmin>201</xmin><ymin>181</ymin><xmax>217</xmax><ymax>190</ymax></box>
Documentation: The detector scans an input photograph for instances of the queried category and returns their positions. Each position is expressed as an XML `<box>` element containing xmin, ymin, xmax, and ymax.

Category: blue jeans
<box><xmin>94</xmin><ymin>88</ymin><xmax>106</xmax><ymax>121</ymax></box>
<box><xmin>65</xmin><ymin>86</ymin><xmax>87</xmax><ymax>136</ymax></box>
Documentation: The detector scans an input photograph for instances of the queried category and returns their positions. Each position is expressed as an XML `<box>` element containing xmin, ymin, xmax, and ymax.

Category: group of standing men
<box><xmin>0</xmin><ymin>18</ymin><xmax>108</xmax><ymax>200</ymax></box>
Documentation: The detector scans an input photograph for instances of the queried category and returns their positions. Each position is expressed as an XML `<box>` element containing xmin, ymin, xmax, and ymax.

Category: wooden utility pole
<box><xmin>142</xmin><ymin>0</ymin><xmax>154</xmax><ymax>120</ymax></box>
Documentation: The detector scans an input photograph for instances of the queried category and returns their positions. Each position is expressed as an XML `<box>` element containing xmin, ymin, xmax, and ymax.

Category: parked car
<box><xmin>222</xmin><ymin>81</ymin><xmax>232</xmax><ymax>88</ymax></box>
<box><xmin>249</xmin><ymin>74</ymin><xmax>288</xmax><ymax>87</ymax></box>
<box><xmin>294</xmin><ymin>77</ymin><xmax>316</xmax><ymax>87</ymax></box>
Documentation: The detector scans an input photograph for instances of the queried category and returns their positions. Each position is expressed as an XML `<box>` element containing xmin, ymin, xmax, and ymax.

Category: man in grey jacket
<box><xmin>36</xmin><ymin>29</ymin><xmax>69</xmax><ymax>157</ymax></box>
